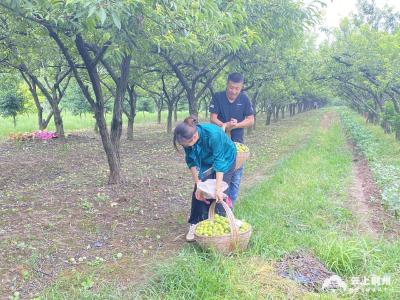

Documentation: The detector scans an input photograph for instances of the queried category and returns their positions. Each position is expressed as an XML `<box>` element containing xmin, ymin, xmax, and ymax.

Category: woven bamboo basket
<box><xmin>225</xmin><ymin>131</ymin><xmax>250</xmax><ymax>170</ymax></box>
<box><xmin>194</xmin><ymin>200</ymin><xmax>252</xmax><ymax>254</ymax></box>
<box><xmin>235</xmin><ymin>144</ymin><xmax>250</xmax><ymax>170</ymax></box>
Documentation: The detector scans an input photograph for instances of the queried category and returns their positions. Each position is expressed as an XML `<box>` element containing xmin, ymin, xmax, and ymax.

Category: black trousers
<box><xmin>188</xmin><ymin>163</ymin><xmax>235</xmax><ymax>225</ymax></box>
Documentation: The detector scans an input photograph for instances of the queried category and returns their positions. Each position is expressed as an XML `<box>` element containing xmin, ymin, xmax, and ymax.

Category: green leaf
<box><xmin>111</xmin><ymin>12</ymin><xmax>121</xmax><ymax>30</ymax></box>
<box><xmin>88</xmin><ymin>5</ymin><xmax>96</xmax><ymax>18</ymax></box>
<box><xmin>98</xmin><ymin>7</ymin><xmax>107</xmax><ymax>24</ymax></box>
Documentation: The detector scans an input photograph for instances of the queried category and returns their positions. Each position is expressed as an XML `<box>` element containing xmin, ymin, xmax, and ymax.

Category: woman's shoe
<box><xmin>186</xmin><ymin>224</ymin><xmax>196</xmax><ymax>242</ymax></box>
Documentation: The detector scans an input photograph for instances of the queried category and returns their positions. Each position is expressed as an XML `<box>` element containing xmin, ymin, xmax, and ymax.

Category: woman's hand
<box><xmin>195</xmin><ymin>189</ymin><xmax>210</xmax><ymax>204</ymax></box>
<box><xmin>194</xmin><ymin>179</ymin><xmax>203</xmax><ymax>200</ymax></box>
<box><xmin>195</xmin><ymin>181</ymin><xmax>210</xmax><ymax>204</ymax></box>
<box><xmin>215</xmin><ymin>188</ymin><xmax>224</xmax><ymax>202</ymax></box>
<box><xmin>195</xmin><ymin>188</ymin><xmax>205</xmax><ymax>201</ymax></box>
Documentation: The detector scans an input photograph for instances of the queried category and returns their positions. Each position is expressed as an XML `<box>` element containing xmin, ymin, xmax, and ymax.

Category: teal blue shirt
<box><xmin>184</xmin><ymin>123</ymin><xmax>236</xmax><ymax>179</ymax></box>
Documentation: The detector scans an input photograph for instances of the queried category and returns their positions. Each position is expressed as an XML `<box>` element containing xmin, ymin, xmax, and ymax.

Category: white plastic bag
<box><xmin>196</xmin><ymin>179</ymin><xmax>229</xmax><ymax>199</ymax></box>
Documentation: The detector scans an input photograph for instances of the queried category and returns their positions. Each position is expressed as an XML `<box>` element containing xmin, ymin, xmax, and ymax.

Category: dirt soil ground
<box><xmin>0</xmin><ymin>125</ymin><xmax>195</xmax><ymax>298</ymax></box>
<box><xmin>346</xmin><ymin>142</ymin><xmax>400</xmax><ymax>240</ymax></box>
<box><xmin>320</xmin><ymin>111</ymin><xmax>400</xmax><ymax>239</ymax></box>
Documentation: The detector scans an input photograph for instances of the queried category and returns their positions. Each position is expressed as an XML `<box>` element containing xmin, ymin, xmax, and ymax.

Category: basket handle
<box><xmin>208</xmin><ymin>199</ymin><xmax>239</xmax><ymax>250</ymax></box>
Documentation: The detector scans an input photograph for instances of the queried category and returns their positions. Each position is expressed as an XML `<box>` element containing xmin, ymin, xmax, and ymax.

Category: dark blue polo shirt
<box><xmin>209</xmin><ymin>91</ymin><xmax>254</xmax><ymax>143</ymax></box>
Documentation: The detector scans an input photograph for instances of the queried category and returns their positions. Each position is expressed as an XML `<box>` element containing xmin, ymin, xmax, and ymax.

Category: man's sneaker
<box><xmin>186</xmin><ymin>224</ymin><xmax>197</xmax><ymax>242</ymax></box>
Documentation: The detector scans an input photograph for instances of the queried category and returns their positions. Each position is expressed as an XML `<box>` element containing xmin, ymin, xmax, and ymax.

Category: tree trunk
<box><xmin>396</xmin><ymin>128</ymin><xmax>400</xmax><ymax>141</ymax></box>
<box><xmin>281</xmin><ymin>106</ymin><xmax>285</xmax><ymax>119</ymax></box>
<box><xmin>48</xmin><ymin>89</ymin><xmax>65</xmax><ymax>136</ymax></box>
<box><xmin>41</xmin><ymin>111</ymin><xmax>54</xmax><ymax>130</ymax></box>
<box><xmin>290</xmin><ymin>104</ymin><xmax>295</xmax><ymax>116</ymax></box>
<box><xmin>157</xmin><ymin>108</ymin><xmax>162</xmax><ymax>124</ymax></box>
<box><xmin>13</xmin><ymin>115</ymin><xmax>16</xmax><ymax>127</ymax></box>
<box><xmin>96</xmin><ymin>108</ymin><xmax>121</xmax><ymax>184</ymax></box>
<box><xmin>46</xmin><ymin>29</ymin><xmax>124</xmax><ymax>184</ymax></box>
<box><xmin>249</xmin><ymin>89</ymin><xmax>259</xmax><ymax>133</ymax></box>
<box><xmin>20</xmin><ymin>68</ymin><xmax>67</xmax><ymax>135</ymax></box>
<box><xmin>38</xmin><ymin>106</ymin><xmax>44</xmax><ymax>129</ymax></box>
<box><xmin>188</xmin><ymin>91</ymin><xmax>198</xmax><ymax>117</ymax></box>
<box><xmin>382</xmin><ymin>121</ymin><xmax>391</xmax><ymax>134</ymax></box>
<box><xmin>174</xmin><ymin>101</ymin><xmax>178</xmax><ymax>122</ymax></box>
<box><xmin>52</xmin><ymin>104</ymin><xmax>64</xmax><ymax>136</ymax></box>
<box><xmin>273</xmin><ymin>105</ymin><xmax>280</xmax><ymax>122</ymax></box>
<box><xmin>21</xmin><ymin>74</ymin><xmax>48</xmax><ymax>130</ymax></box>
<box><xmin>126</xmin><ymin>86</ymin><xmax>137</xmax><ymax>141</ymax></box>
<box><xmin>266</xmin><ymin>109</ymin><xmax>272</xmax><ymax>125</ymax></box>
<box><xmin>127</xmin><ymin>119</ymin><xmax>134</xmax><ymax>140</ymax></box>
<box><xmin>32</xmin><ymin>91</ymin><xmax>45</xmax><ymax>129</ymax></box>
<box><xmin>110</xmin><ymin>55</ymin><xmax>131</xmax><ymax>163</ymax></box>
<box><xmin>162</xmin><ymin>52</ymin><xmax>230</xmax><ymax>120</ymax></box>
<box><xmin>167</xmin><ymin>104</ymin><xmax>173</xmax><ymax>133</ymax></box>
<box><xmin>74</xmin><ymin>33</ymin><xmax>122</xmax><ymax>184</ymax></box>
<box><xmin>368</xmin><ymin>111</ymin><xmax>375</xmax><ymax>124</ymax></box>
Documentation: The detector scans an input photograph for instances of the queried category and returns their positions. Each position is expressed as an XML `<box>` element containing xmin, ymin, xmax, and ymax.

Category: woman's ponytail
<box><xmin>184</xmin><ymin>115</ymin><xmax>198</xmax><ymax>126</ymax></box>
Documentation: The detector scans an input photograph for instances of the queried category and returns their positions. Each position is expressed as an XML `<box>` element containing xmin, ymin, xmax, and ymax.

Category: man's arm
<box><xmin>231</xmin><ymin>115</ymin><xmax>254</xmax><ymax>129</ymax></box>
<box><xmin>213</xmin><ymin>112</ymin><xmax>254</xmax><ymax>130</ymax></box>
<box><xmin>231</xmin><ymin>93</ymin><xmax>254</xmax><ymax>129</ymax></box>
<box><xmin>209</xmin><ymin>94</ymin><xmax>229</xmax><ymax>130</ymax></box>
<box><xmin>209</xmin><ymin>93</ymin><xmax>223</xmax><ymax>126</ymax></box>
<box><xmin>210</xmin><ymin>112</ymin><xmax>225</xmax><ymax>127</ymax></box>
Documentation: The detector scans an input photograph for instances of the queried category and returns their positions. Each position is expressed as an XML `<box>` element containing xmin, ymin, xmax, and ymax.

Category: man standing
<box><xmin>209</xmin><ymin>73</ymin><xmax>254</xmax><ymax>206</ymax></box>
